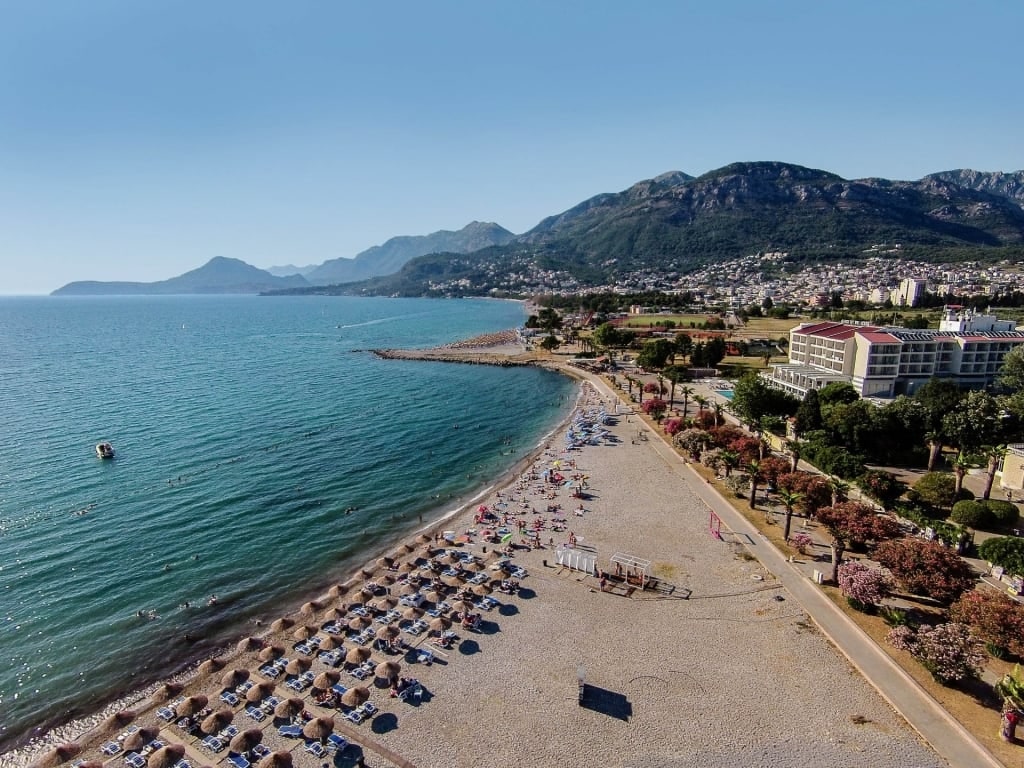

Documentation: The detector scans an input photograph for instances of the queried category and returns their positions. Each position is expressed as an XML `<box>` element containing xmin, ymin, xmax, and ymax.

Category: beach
<box><xmin>15</xmin><ymin>365</ymin><xmax>947</xmax><ymax>768</ymax></box>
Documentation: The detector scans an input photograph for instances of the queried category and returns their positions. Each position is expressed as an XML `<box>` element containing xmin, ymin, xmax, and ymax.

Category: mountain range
<box><xmin>52</xmin><ymin>162</ymin><xmax>1024</xmax><ymax>296</ymax></box>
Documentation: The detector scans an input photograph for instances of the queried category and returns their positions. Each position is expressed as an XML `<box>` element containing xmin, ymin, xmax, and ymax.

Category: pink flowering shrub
<box><xmin>789</xmin><ymin>532</ymin><xmax>813</xmax><ymax>555</ymax></box>
<box><xmin>886</xmin><ymin>622</ymin><xmax>986</xmax><ymax>684</ymax></box>
<box><xmin>641</xmin><ymin>397</ymin><xmax>668</xmax><ymax>419</ymax></box>
<box><xmin>837</xmin><ymin>560</ymin><xmax>891</xmax><ymax>610</ymax></box>
<box><xmin>663</xmin><ymin>418</ymin><xmax>684</xmax><ymax>436</ymax></box>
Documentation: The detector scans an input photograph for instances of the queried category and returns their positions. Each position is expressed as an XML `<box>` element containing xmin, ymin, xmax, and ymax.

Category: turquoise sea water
<box><xmin>0</xmin><ymin>295</ymin><xmax>576</xmax><ymax>750</ymax></box>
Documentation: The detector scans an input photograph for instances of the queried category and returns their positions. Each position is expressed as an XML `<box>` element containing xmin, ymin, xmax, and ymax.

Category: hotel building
<box><xmin>764</xmin><ymin>307</ymin><xmax>1024</xmax><ymax>399</ymax></box>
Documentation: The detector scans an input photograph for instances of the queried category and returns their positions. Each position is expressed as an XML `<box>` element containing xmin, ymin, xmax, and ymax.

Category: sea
<box><xmin>0</xmin><ymin>295</ymin><xmax>577</xmax><ymax>753</ymax></box>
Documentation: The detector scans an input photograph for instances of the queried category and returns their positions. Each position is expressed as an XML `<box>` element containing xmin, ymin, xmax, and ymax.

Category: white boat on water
<box><xmin>95</xmin><ymin>442</ymin><xmax>115</xmax><ymax>459</ymax></box>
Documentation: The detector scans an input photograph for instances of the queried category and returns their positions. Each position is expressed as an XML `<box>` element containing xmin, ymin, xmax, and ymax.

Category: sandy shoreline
<box><xmin>11</xmin><ymin>342</ymin><xmax>948</xmax><ymax>768</ymax></box>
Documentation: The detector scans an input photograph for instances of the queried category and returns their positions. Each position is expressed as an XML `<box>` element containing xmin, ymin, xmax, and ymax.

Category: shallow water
<box><xmin>0</xmin><ymin>295</ymin><xmax>576</xmax><ymax>749</ymax></box>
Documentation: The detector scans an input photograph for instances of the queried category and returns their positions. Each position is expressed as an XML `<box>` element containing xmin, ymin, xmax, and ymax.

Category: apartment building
<box><xmin>764</xmin><ymin>307</ymin><xmax>1024</xmax><ymax>398</ymax></box>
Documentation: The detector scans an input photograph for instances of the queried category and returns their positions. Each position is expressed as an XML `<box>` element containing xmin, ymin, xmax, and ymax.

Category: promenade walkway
<box><xmin>583</xmin><ymin>372</ymin><xmax>1004</xmax><ymax>768</ymax></box>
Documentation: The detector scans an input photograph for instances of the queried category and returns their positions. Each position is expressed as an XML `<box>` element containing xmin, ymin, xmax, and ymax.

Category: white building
<box><xmin>893</xmin><ymin>278</ymin><xmax>927</xmax><ymax>307</ymax></box>
<box><xmin>764</xmin><ymin>307</ymin><xmax>1024</xmax><ymax>398</ymax></box>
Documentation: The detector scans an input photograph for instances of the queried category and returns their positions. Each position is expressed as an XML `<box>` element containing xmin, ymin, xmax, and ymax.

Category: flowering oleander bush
<box><xmin>641</xmin><ymin>397</ymin><xmax>668</xmax><ymax>419</ymax></box>
<box><xmin>949</xmin><ymin>590</ymin><xmax>1024</xmax><ymax>658</ymax></box>
<box><xmin>663</xmin><ymin>417</ymin><xmax>684</xmax><ymax>436</ymax></box>
<box><xmin>674</xmin><ymin>428</ymin><xmax>711</xmax><ymax>459</ymax></box>
<box><xmin>837</xmin><ymin>560</ymin><xmax>892</xmax><ymax>610</ymax></box>
<box><xmin>789</xmin><ymin>532</ymin><xmax>813</xmax><ymax>555</ymax></box>
<box><xmin>885</xmin><ymin>622</ymin><xmax>986</xmax><ymax>684</ymax></box>
<box><xmin>875</xmin><ymin>537</ymin><xmax>977</xmax><ymax>604</ymax></box>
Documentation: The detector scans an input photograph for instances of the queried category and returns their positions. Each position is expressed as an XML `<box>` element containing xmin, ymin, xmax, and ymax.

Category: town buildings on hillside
<box><xmin>763</xmin><ymin>307</ymin><xmax>1024</xmax><ymax>399</ymax></box>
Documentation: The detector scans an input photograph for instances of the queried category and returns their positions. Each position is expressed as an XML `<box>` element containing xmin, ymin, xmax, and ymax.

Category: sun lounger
<box><xmin>319</xmin><ymin>649</ymin><xmax>343</xmax><ymax>666</ymax></box>
<box><xmin>252</xmin><ymin>745</ymin><xmax>271</xmax><ymax>759</ymax></box>
<box><xmin>331</xmin><ymin>683</ymin><xmax>348</xmax><ymax>696</ymax></box>
<box><xmin>244</xmin><ymin>705</ymin><xmax>266</xmax><ymax>722</ymax></box>
<box><xmin>220</xmin><ymin>690</ymin><xmax>240</xmax><ymax>706</ymax></box>
<box><xmin>417</xmin><ymin>649</ymin><xmax>433</xmax><ymax>665</ymax></box>
<box><xmin>350</xmin><ymin>666</ymin><xmax>369</xmax><ymax>680</ymax></box>
<box><xmin>278</xmin><ymin>725</ymin><xmax>302</xmax><ymax>738</ymax></box>
<box><xmin>101</xmin><ymin>742</ymin><xmax>122</xmax><ymax>756</ymax></box>
<box><xmin>304</xmin><ymin>741</ymin><xmax>327</xmax><ymax>758</ymax></box>
<box><xmin>262</xmin><ymin>695</ymin><xmax>280</xmax><ymax>713</ymax></box>
<box><xmin>201</xmin><ymin>736</ymin><xmax>225</xmax><ymax>753</ymax></box>
<box><xmin>344</xmin><ymin>709</ymin><xmax>363</xmax><ymax>724</ymax></box>
<box><xmin>123</xmin><ymin>752</ymin><xmax>146</xmax><ymax>768</ymax></box>
<box><xmin>157</xmin><ymin>706</ymin><xmax>176</xmax><ymax>722</ymax></box>
<box><xmin>362</xmin><ymin>702</ymin><xmax>377</xmax><ymax>716</ymax></box>
<box><xmin>286</xmin><ymin>677</ymin><xmax>309</xmax><ymax>692</ymax></box>
<box><xmin>323</xmin><ymin>621</ymin><xmax>343</xmax><ymax>635</ymax></box>
<box><xmin>226</xmin><ymin>753</ymin><xmax>250</xmax><ymax>768</ymax></box>
<box><xmin>294</xmin><ymin>641</ymin><xmax>313</xmax><ymax>655</ymax></box>
<box><xmin>326</xmin><ymin>734</ymin><xmax>348</xmax><ymax>753</ymax></box>
<box><xmin>258</xmin><ymin>663</ymin><xmax>281</xmax><ymax>679</ymax></box>
<box><xmin>173</xmin><ymin>759</ymin><xmax>192</xmax><ymax>768</ymax></box>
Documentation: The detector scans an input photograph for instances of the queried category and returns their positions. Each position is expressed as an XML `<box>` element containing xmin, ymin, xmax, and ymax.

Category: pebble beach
<box><xmin>11</xmin><ymin>367</ymin><xmax>949</xmax><ymax>768</ymax></box>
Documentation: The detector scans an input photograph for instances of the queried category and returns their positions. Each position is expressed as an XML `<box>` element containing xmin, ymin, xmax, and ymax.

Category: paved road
<box><xmin>587</xmin><ymin>373</ymin><xmax>1004</xmax><ymax>768</ymax></box>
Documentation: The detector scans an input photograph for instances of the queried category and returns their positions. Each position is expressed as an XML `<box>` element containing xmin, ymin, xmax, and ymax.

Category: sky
<box><xmin>1</xmin><ymin>1</ymin><xmax>1022</xmax><ymax>294</ymax></box>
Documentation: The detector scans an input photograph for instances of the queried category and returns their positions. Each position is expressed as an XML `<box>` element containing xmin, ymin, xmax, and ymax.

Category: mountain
<box><xmin>925</xmin><ymin>169</ymin><xmax>1024</xmax><ymax>209</ymax></box>
<box><xmin>317</xmin><ymin>161</ymin><xmax>1024</xmax><ymax>297</ymax></box>
<box><xmin>264</xmin><ymin>263</ymin><xmax>318</xmax><ymax>277</ymax></box>
<box><xmin>52</xmin><ymin>257</ymin><xmax>310</xmax><ymax>295</ymax></box>
<box><xmin>305</xmin><ymin>221</ymin><xmax>515</xmax><ymax>285</ymax></box>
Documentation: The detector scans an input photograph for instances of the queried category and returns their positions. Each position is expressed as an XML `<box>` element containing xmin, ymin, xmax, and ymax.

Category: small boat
<box><xmin>95</xmin><ymin>442</ymin><xmax>115</xmax><ymax>459</ymax></box>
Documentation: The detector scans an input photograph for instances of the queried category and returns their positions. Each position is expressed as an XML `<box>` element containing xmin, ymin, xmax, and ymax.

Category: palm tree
<box><xmin>925</xmin><ymin>430</ymin><xmax>945</xmax><ymax>472</ymax></box>
<box><xmin>981</xmin><ymin>445</ymin><xmax>1007</xmax><ymax>500</ymax></box>
<box><xmin>694</xmin><ymin>394</ymin><xmax>708</xmax><ymax>413</ymax></box>
<box><xmin>720</xmin><ymin>449</ymin><xmax>740</xmax><ymax>478</ymax></box>
<box><xmin>784</xmin><ymin>438</ymin><xmax>804</xmax><ymax>473</ymax></box>
<box><xmin>747</xmin><ymin>459</ymin><xmax>762</xmax><ymax>509</ymax></box>
<box><xmin>712</xmin><ymin>401</ymin><xmax>725</xmax><ymax>427</ymax></box>
<box><xmin>953</xmin><ymin>451</ymin><xmax>971</xmax><ymax>497</ymax></box>
<box><xmin>778</xmin><ymin>489</ymin><xmax>804</xmax><ymax>542</ymax></box>
<box><xmin>679</xmin><ymin>385</ymin><xmax>694</xmax><ymax>417</ymax></box>
<box><xmin>828</xmin><ymin>476</ymin><xmax>850</xmax><ymax>507</ymax></box>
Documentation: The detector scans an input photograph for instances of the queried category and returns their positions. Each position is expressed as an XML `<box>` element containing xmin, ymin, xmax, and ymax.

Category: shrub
<box><xmin>675</xmin><ymin>428</ymin><xmax>711</xmax><ymax>459</ymax></box>
<box><xmin>859</xmin><ymin>470</ymin><xmax>907</xmax><ymax>510</ymax></box>
<box><xmin>789</xmin><ymin>532</ymin><xmax>813</xmax><ymax>555</ymax></box>
<box><xmin>949</xmin><ymin>590</ymin><xmax>1024</xmax><ymax>658</ymax></box>
<box><xmin>912</xmin><ymin>472</ymin><xmax>958</xmax><ymax>510</ymax></box>
<box><xmin>641</xmin><ymin>397</ymin><xmax>668</xmax><ymax>419</ymax></box>
<box><xmin>978</xmin><ymin>537</ymin><xmax>1024</xmax><ymax>577</ymax></box>
<box><xmin>663</xmin><ymin>417</ymin><xmax>684</xmax><ymax>436</ymax></box>
<box><xmin>875</xmin><ymin>537</ymin><xmax>977</xmax><ymax>604</ymax></box>
<box><xmin>885</xmin><ymin>622</ymin><xmax>986</xmax><ymax>683</ymax></box>
<box><xmin>837</xmin><ymin>560</ymin><xmax>891</xmax><ymax>610</ymax></box>
<box><xmin>951</xmin><ymin>500</ymin><xmax>992</xmax><ymax>529</ymax></box>
<box><xmin>723</xmin><ymin>474</ymin><xmax>749</xmax><ymax>498</ymax></box>
<box><xmin>983</xmin><ymin>500</ymin><xmax>1020</xmax><ymax>528</ymax></box>
<box><xmin>891</xmin><ymin>502</ymin><xmax>966</xmax><ymax>547</ymax></box>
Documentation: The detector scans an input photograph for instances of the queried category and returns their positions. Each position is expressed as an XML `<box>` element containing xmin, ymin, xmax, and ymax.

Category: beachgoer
<box><xmin>599</xmin><ymin>576</ymin><xmax>607</xmax><ymax>591</ymax></box>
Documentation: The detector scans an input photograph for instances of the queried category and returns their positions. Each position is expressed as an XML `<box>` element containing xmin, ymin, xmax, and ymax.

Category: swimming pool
<box><xmin>719</xmin><ymin>390</ymin><xmax>734</xmax><ymax>400</ymax></box>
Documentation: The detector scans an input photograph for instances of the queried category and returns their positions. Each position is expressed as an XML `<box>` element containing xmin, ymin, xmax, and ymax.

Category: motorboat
<box><xmin>95</xmin><ymin>442</ymin><xmax>115</xmax><ymax>459</ymax></box>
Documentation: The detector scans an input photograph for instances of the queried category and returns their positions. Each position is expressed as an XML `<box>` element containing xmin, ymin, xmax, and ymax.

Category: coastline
<box><xmin>5</xmin><ymin>332</ymin><xmax>581</xmax><ymax>767</ymax></box>
<box><xmin>9</xmin><ymin>332</ymin><xmax>952</xmax><ymax>768</ymax></box>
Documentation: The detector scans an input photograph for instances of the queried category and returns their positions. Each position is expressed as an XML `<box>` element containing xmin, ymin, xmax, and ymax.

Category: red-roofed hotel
<box><xmin>764</xmin><ymin>308</ymin><xmax>1024</xmax><ymax>398</ymax></box>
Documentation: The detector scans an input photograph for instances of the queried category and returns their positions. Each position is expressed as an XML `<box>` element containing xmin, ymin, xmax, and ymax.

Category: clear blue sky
<box><xmin>2</xmin><ymin>1</ymin><xmax>1022</xmax><ymax>294</ymax></box>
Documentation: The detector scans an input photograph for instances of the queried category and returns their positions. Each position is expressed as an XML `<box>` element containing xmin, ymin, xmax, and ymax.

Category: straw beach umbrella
<box><xmin>100</xmin><ymin>710</ymin><xmax>136</xmax><ymax>734</ymax></box>
<box><xmin>236</xmin><ymin>636</ymin><xmax>263</xmax><ymax>653</ymax></box>
<box><xmin>323</xmin><ymin>606</ymin><xmax>345</xmax><ymax>621</ymax></box>
<box><xmin>371</xmin><ymin>597</ymin><xmax>396</xmax><ymax>612</ymax></box>
<box><xmin>292</xmin><ymin>624</ymin><xmax>317</xmax><ymax>641</ymax></box>
<box><xmin>123</xmin><ymin>727</ymin><xmax>159</xmax><ymax>752</ymax></box>
<box><xmin>451</xmin><ymin>600</ymin><xmax>473</xmax><ymax>615</ymax></box>
<box><xmin>147</xmin><ymin>744</ymin><xmax>186</xmax><ymax>768</ymax></box>
<box><xmin>472</xmin><ymin>583</ymin><xmax>493</xmax><ymax>596</ymax></box>
<box><xmin>270</xmin><ymin>617</ymin><xmax>294</xmax><ymax>633</ymax></box>
<box><xmin>398</xmin><ymin>561</ymin><xmax>416</xmax><ymax>574</ymax></box>
<box><xmin>246</xmin><ymin>681</ymin><xmax>275</xmax><ymax>703</ymax></box>
<box><xmin>318</xmin><ymin>635</ymin><xmax>340</xmax><ymax>651</ymax></box>
<box><xmin>273</xmin><ymin>698</ymin><xmax>305</xmax><ymax>719</ymax></box>
<box><xmin>229</xmin><ymin>728</ymin><xmax>263</xmax><ymax>755</ymax></box>
<box><xmin>256</xmin><ymin>751</ymin><xmax>293</xmax><ymax>768</ymax></box>
<box><xmin>222</xmin><ymin>668</ymin><xmax>250</xmax><ymax>688</ymax></box>
<box><xmin>440</xmin><ymin>574</ymin><xmax>462</xmax><ymax>588</ymax></box>
<box><xmin>348</xmin><ymin>616</ymin><xmax>370</xmax><ymax>631</ymax></box>
<box><xmin>38</xmin><ymin>742</ymin><xmax>81</xmax><ymax>767</ymax></box>
<box><xmin>398</xmin><ymin>583</ymin><xmax>419</xmax><ymax>596</ymax></box>
<box><xmin>153</xmin><ymin>681</ymin><xmax>184</xmax><ymax>702</ymax></box>
<box><xmin>424</xmin><ymin>589</ymin><xmax>443</xmax><ymax>604</ymax></box>
<box><xmin>358</xmin><ymin>588</ymin><xmax>375</xmax><ymax>603</ymax></box>
<box><xmin>300</xmin><ymin>600</ymin><xmax>322</xmax><ymax>615</ymax></box>
<box><xmin>197</xmin><ymin>657</ymin><xmax>226</xmax><ymax>675</ymax></box>
<box><xmin>313</xmin><ymin>670</ymin><xmax>340</xmax><ymax>691</ymax></box>
<box><xmin>429</xmin><ymin>616</ymin><xmax>451</xmax><ymax>633</ymax></box>
<box><xmin>200</xmin><ymin>708</ymin><xmax>234</xmax><ymax>735</ymax></box>
<box><xmin>258</xmin><ymin>645</ymin><xmax>284</xmax><ymax>662</ymax></box>
<box><xmin>327</xmin><ymin>583</ymin><xmax>349</xmax><ymax>598</ymax></box>
<box><xmin>402</xmin><ymin>606</ymin><xmax>424</xmax><ymax>621</ymax></box>
<box><xmin>340</xmin><ymin>687</ymin><xmax>369</xmax><ymax>708</ymax></box>
<box><xmin>375</xmin><ymin>624</ymin><xmax>399</xmax><ymax>641</ymax></box>
<box><xmin>377</xmin><ymin>556</ymin><xmax>394</xmax><ymax>570</ymax></box>
<box><xmin>176</xmin><ymin>695</ymin><xmax>209</xmax><ymax>718</ymax></box>
<box><xmin>375</xmin><ymin>661</ymin><xmax>400</xmax><ymax>681</ymax></box>
<box><xmin>284</xmin><ymin>656</ymin><xmax>312</xmax><ymax>675</ymax></box>
<box><xmin>416</xmin><ymin>534</ymin><xmax>432</xmax><ymax>545</ymax></box>
<box><xmin>399</xmin><ymin>542</ymin><xmax>415</xmax><ymax>554</ymax></box>
<box><xmin>345</xmin><ymin>647</ymin><xmax>371</xmax><ymax>665</ymax></box>
<box><xmin>302</xmin><ymin>716</ymin><xmax>335</xmax><ymax>741</ymax></box>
